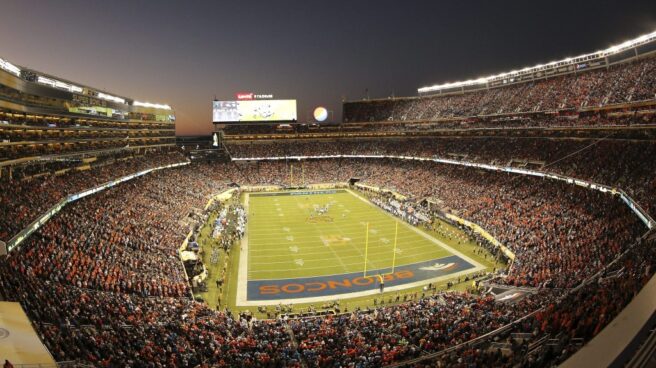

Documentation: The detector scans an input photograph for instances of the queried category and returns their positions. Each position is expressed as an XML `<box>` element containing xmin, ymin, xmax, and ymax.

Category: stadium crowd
<box><xmin>343</xmin><ymin>55</ymin><xmax>656</xmax><ymax>123</ymax></box>
<box><xmin>0</xmin><ymin>147</ymin><xmax>651</xmax><ymax>366</ymax></box>
<box><xmin>0</xmin><ymin>150</ymin><xmax>186</xmax><ymax>242</ymax></box>
<box><xmin>227</xmin><ymin>137</ymin><xmax>656</xmax><ymax>218</ymax></box>
<box><xmin>0</xmin><ymin>267</ymin><xmax>301</xmax><ymax>367</ymax></box>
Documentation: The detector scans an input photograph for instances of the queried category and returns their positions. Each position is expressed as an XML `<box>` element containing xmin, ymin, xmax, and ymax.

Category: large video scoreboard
<box><xmin>213</xmin><ymin>98</ymin><xmax>297</xmax><ymax>123</ymax></box>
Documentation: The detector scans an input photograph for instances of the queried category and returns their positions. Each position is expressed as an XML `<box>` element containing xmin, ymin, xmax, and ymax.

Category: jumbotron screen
<box><xmin>212</xmin><ymin>100</ymin><xmax>297</xmax><ymax>123</ymax></box>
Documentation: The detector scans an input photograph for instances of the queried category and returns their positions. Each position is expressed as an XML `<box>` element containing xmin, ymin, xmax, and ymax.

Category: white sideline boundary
<box><xmin>235</xmin><ymin>189</ymin><xmax>486</xmax><ymax>306</ymax></box>
<box><xmin>235</xmin><ymin>193</ymin><xmax>250</xmax><ymax>307</ymax></box>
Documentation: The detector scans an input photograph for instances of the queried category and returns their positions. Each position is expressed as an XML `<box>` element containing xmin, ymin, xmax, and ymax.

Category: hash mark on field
<box><xmin>289</xmin><ymin>246</ymin><xmax>299</xmax><ymax>253</ymax></box>
<box><xmin>295</xmin><ymin>259</ymin><xmax>304</xmax><ymax>266</ymax></box>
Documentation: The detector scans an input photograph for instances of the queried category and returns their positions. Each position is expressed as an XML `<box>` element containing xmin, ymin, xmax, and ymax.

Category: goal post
<box><xmin>391</xmin><ymin>221</ymin><xmax>398</xmax><ymax>274</ymax></box>
<box><xmin>363</xmin><ymin>221</ymin><xmax>399</xmax><ymax>279</ymax></box>
<box><xmin>363</xmin><ymin>222</ymin><xmax>369</xmax><ymax>276</ymax></box>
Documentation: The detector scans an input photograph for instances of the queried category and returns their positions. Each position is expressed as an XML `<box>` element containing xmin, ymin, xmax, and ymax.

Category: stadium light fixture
<box><xmin>0</xmin><ymin>57</ymin><xmax>21</xmax><ymax>76</ymax></box>
<box><xmin>37</xmin><ymin>76</ymin><xmax>83</xmax><ymax>93</ymax></box>
<box><xmin>133</xmin><ymin>101</ymin><xmax>172</xmax><ymax>110</ymax></box>
<box><xmin>418</xmin><ymin>29</ymin><xmax>656</xmax><ymax>94</ymax></box>
<box><xmin>97</xmin><ymin>92</ymin><xmax>126</xmax><ymax>104</ymax></box>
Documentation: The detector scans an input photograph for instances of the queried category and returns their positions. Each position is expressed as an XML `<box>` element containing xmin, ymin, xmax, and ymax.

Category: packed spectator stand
<box><xmin>1</xmin><ymin>149</ymin><xmax>653</xmax><ymax>366</ymax></box>
<box><xmin>343</xmin><ymin>55</ymin><xmax>656</xmax><ymax>123</ymax></box>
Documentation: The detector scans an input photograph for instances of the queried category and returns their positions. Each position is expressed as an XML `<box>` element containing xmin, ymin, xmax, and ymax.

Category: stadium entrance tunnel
<box><xmin>348</xmin><ymin>177</ymin><xmax>361</xmax><ymax>186</ymax></box>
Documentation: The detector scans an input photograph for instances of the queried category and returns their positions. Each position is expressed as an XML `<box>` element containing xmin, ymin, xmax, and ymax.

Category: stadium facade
<box><xmin>0</xmin><ymin>55</ymin><xmax>176</xmax><ymax>179</ymax></box>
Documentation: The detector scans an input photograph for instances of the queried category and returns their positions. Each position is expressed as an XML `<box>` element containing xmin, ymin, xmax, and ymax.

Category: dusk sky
<box><xmin>1</xmin><ymin>0</ymin><xmax>655</xmax><ymax>135</ymax></box>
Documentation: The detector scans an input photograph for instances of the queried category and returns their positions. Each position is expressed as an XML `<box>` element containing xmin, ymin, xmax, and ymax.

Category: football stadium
<box><xmin>1</xmin><ymin>1</ymin><xmax>656</xmax><ymax>367</ymax></box>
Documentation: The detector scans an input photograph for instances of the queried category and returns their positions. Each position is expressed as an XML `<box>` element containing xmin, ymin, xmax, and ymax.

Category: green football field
<box><xmin>246</xmin><ymin>189</ymin><xmax>453</xmax><ymax>281</ymax></box>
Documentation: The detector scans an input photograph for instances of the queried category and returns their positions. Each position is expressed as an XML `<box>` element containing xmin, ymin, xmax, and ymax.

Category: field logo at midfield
<box><xmin>320</xmin><ymin>235</ymin><xmax>351</xmax><ymax>246</ymax></box>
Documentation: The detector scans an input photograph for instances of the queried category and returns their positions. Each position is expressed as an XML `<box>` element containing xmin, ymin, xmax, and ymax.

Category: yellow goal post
<box><xmin>363</xmin><ymin>221</ymin><xmax>399</xmax><ymax>279</ymax></box>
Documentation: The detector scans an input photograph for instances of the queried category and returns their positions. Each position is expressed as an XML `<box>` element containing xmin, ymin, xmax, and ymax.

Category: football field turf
<box><xmin>237</xmin><ymin>189</ymin><xmax>483</xmax><ymax>304</ymax></box>
<box><xmin>246</xmin><ymin>190</ymin><xmax>451</xmax><ymax>280</ymax></box>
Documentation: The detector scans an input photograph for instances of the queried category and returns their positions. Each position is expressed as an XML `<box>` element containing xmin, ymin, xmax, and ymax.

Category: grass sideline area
<box><xmin>196</xmin><ymin>188</ymin><xmax>505</xmax><ymax>318</ymax></box>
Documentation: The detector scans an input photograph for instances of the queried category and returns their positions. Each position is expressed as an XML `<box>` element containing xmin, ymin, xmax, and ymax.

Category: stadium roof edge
<box><xmin>418</xmin><ymin>29</ymin><xmax>656</xmax><ymax>94</ymax></box>
<box><xmin>0</xmin><ymin>54</ymin><xmax>173</xmax><ymax>111</ymax></box>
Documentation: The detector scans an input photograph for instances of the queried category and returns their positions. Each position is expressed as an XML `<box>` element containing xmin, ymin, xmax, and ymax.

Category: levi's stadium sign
<box><xmin>236</xmin><ymin>92</ymin><xmax>273</xmax><ymax>100</ymax></box>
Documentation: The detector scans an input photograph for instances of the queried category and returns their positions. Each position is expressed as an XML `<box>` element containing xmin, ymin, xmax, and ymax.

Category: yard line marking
<box><xmin>249</xmin><ymin>238</ymin><xmax>440</xmax><ymax>257</ymax></box>
<box><xmin>248</xmin><ymin>247</ymin><xmax>445</xmax><ymax>268</ymax></box>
